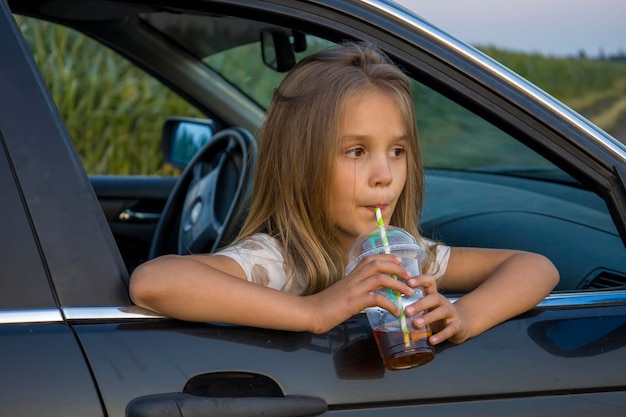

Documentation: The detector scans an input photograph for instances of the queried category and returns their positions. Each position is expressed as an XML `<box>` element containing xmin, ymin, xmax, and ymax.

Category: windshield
<box><xmin>142</xmin><ymin>13</ymin><xmax>573</xmax><ymax>184</ymax></box>
<box><xmin>203</xmin><ymin>36</ymin><xmax>334</xmax><ymax>109</ymax></box>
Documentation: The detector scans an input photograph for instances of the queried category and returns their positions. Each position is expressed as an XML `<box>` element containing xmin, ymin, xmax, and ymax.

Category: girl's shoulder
<box><xmin>230</xmin><ymin>233</ymin><xmax>281</xmax><ymax>252</ymax></box>
<box><xmin>217</xmin><ymin>233</ymin><xmax>284</xmax><ymax>263</ymax></box>
<box><xmin>216</xmin><ymin>233</ymin><xmax>292</xmax><ymax>291</ymax></box>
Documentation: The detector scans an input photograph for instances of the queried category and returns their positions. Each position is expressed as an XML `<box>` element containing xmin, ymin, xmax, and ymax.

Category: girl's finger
<box><xmin>412</xmin><ymin>303</ymin><xmax>454</xmax><ymax>327</ymax></box>
<box><xmin>429</xmin><ymin>322</ymin><xmax>460</xmax><ymax>345</ymax></box>
<box><xmin>351</xmin><ymin>254</ymin><xmax>412</xmax><ymax>281</ymax></box>
<box><xmin>368</xmin><ymin>292</ymin><xmax>402</xmax><ymax>316</ymax></box>
<box><xmin>407</xmin><ymin>274</ymin><xmax>437</xmax><ymax>293</ymax></box>
<box><xmin>363</xmin><ymin>273</ymin><xmax>414</xmax><ymax>298</ymax></box>
<box><xmin>404</xmin><ymin>291</ymin><xmax>445</xmax><ymax>316</ymax></box>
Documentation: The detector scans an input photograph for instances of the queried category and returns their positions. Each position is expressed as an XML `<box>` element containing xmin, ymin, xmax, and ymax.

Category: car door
<box><xmin>6</xmin><ymin>1</ymin><xmax>626</xmax><ymax>417</ymax></box>
<box><xmin>0</xmin><ymin>6</ymin><xmax>107</xmax><ymax>417</ymax></box>
<box><xmin>0</xmin><ymin>139</ymin><xmax>105</xmax><ymax>417</ymax></box>
<box><xmin>70</xmin><ymin>4</ymin><xmax>626</xmax><ymax>414</ymax></box>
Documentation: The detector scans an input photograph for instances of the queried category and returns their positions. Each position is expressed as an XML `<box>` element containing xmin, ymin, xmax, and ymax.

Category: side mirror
<box><xmin>162</xmin><ymin>117</ymin><xmax>215</xmax><ymax>169</ymax></box>
<box><xmin>260</xmin><ymin>29</ymin><xmax>307</xmax><ymax>72</ymax></box>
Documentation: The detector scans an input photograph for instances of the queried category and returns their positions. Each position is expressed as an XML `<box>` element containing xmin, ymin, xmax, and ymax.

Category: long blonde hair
<box><xmin>236</xmin><ymin>41</ymin><xmax>427</xmax><ymax>295</ymax></box>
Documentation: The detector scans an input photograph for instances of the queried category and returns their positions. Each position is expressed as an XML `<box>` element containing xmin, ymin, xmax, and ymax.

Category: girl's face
<box><xmin>332</xmin><ymin>88</ymin><xmax>408</xmax><ymax>254</ymax></box>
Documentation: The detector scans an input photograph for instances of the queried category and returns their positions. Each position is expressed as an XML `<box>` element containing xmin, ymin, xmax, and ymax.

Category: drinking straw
<box><xmin>375</xmin><ymin>207</ymin><xmax>411</xmax><ymax>347</ymax></box>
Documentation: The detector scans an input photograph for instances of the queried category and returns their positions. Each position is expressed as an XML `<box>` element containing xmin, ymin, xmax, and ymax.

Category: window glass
<box><xmin>203</xmin><ymin>37</ymin><xmax>333</xmax><ymax>108</ymax></box>
<box><xmin>15</xmin><ymin>11</ymin><xmax>624</xmax><ymax>293</ymax></box>
<box><xmin>16</xmin><ymin>16</ymin><xmax>203</xmax><ymax>175</ymax></box>
<box><xmin>413</xmin><ymin>82</ymin><xmax>561</xmax><ymax>176</ymax></box>
<box><xmin>200</xmin><ymin>32</ymin><xmax>562</xmax><ymax>179</ymax></box>
<box><xmin>136</xmin><ymin>11</ymin><xmax>564</xmax><ymax>181</ymax></box>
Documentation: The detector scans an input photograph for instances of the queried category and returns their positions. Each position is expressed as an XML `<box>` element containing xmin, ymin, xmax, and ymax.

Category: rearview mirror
<box><xmin>162</xmin><ymin>117</ymin><xmax>215</xmax><ymax>169</ymax></box>
<box><xmin>260</xmin><ymin>29</ymin><xmax>307</xmax><ymax>72</ymax></box>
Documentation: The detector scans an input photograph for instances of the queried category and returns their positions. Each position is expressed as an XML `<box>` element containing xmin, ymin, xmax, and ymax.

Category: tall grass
<box><xmin>480</xmin><ymin>46</ymin><xmax>626</xmax><ymax>132</ymax></box>
<box><xmin>16</xmin><ymin>16</ymin><xmax>203</xmax><ymax>175</ymax></box>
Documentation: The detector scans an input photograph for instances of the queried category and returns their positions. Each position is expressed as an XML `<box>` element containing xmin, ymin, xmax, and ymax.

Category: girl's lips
<box><xmin>364</xmin><ymin>205</ymin><xmax>388</xmax><ymax>214</ymax></box>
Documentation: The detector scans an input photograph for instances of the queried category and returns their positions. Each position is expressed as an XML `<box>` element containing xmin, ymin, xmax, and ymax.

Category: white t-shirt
<box><xmin>216</xmin><ymin>233</ymin><xmax>450</xmax><ymax>295</ymax></box>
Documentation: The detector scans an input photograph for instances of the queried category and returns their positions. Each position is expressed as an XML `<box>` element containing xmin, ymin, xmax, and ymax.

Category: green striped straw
<box><xmin>375</xmin><ymin>207</ymin><xmax>411</xmax><ymax>347</ymax></box>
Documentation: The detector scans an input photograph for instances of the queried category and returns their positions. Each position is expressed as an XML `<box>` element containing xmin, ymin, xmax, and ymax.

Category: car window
<box><xmin>136</xmin><ymin>12</ymin><xmax>569</xmax><ymax>181</ymax></box>
<box><xmin>413</xmin><ymin>83</ymin><xmax>558</xmax><ymax>174</ymax></box>
<box><xmin>15</xmin><ymin>11</ymin><xmax>624</xmax><ymax>294</ymax></box>
<box><xmin>194</xmin><ymin>32</ymin><xmax>565</xmax><ymax>181</ymax></box>
<box><xmin>203</xmin><ymin>37</ymin><xmax>334</xmax><ymax>109</ymax></box>
<box><xmin>183</xmin><ymin>24</ymin><xmax>626</xmax><ymax>294</ymax></box>
<box><xmin>15</xmin><ymin>16</ymin><xmax>203</xmax><ymax>176</ymax></box>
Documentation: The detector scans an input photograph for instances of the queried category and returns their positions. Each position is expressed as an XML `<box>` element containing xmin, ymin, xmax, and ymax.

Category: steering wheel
<box><xmin>149</xmin><ymin>127</ymin><xmax>257</xmax><ymax>258</ymax></box>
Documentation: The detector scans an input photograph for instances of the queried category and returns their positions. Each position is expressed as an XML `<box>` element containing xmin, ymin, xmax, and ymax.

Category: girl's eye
<box><xmin>346</xmin><ymin>147</ymin><xmax>365</xmax><ymax>158</ymax></box>
<box><xmin>390</xmin><ymin>147</ymin><xmax>406</xmax><ymax>158</ymax></box>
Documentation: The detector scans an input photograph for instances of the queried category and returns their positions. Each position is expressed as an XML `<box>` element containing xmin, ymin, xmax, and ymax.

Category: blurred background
<box><xmin>396</xmin><ymin>0</ymin><xmax>626</xmax><ymax>143</ymax></box>
<box><xmin>396</xmin><ymin>0</ymin><xmax>626</xmax><ymax>58</ymax></box>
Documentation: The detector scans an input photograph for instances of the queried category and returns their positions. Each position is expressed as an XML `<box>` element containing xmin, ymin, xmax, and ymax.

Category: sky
<box><xmin>395</xmin><ymin>0</ymin><xmax>626</xmax><ymax>58</ymax></box>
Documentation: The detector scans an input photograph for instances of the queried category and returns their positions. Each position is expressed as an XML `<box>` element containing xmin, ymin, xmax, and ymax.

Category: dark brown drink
<box><xmin>346</xmin><ymin>226</ymin><xmax>434</xmax><ymax>371</ymax></box>
<box><xmin>372</xmin><ymin>327</ymin><xmax>435</xmax><ymax>370</ymax></box>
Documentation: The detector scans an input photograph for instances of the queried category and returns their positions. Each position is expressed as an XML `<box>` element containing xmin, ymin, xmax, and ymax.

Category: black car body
<box><xmin>2</xmin><ymin>0</ymin><xmax>626</xmax><ymax>416</ymax></box>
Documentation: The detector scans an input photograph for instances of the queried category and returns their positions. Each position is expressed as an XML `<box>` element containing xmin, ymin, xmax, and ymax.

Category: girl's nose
<box><xmin>368</xmin><ymin>154</ymin><xmax>393</xmax><ymax>188</ymax></box>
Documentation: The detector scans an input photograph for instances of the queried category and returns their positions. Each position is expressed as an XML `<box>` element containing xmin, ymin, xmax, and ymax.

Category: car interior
<box><xmin>11</xmin><ymin>4</ymin><xmax>626</xmax><ymax>295</ymax></box>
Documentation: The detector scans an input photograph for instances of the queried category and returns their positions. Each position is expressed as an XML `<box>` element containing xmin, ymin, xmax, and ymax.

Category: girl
<box><xmin>130</xmin><ymin>41</ymin><xmax>559</xmax><ymax>345</ymax></box>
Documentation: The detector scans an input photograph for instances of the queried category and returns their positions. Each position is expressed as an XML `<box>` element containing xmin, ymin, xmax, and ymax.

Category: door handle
<box><xmin>126</xmin><ymin>393</ymin><xmax>327</xmax><ymax>417</ymax></box>
<box><xmin>118</xmin><ymin>209</ymin><xmax>161</xmax><ymax>223</ymax></box>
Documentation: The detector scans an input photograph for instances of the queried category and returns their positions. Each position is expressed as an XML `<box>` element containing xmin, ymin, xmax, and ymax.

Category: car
<box><xmin>2</xmin><ymin>0</ymin><xmax>626</xmax><ymax>416</ymax></box>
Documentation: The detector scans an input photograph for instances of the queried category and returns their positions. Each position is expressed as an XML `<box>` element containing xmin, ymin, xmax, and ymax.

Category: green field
<box><xmin>479</xmin><ymin>46</ymin><xmax>626</xmax><ymax>134</ymax></box>
<box><xmin>16</xmin><ymin>16</ymin><xmax>626</xmax><ymax>175</ymax></box>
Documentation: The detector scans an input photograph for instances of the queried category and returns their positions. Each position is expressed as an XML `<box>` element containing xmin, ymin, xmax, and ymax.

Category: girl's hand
<box><xmin>404</xmin><ymin>274</ymin><xmax>471</xmax><ymax>345</ymax></box>
<box><xmin>304</xmin><ymin>254</ymin><xmax>414</xmax><ymax>334</ymax></box>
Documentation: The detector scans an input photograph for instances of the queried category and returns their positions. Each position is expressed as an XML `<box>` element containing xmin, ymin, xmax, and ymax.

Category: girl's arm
<box><xmin>129</xmin><ymin>253</ymin><xmax>413</xmax><ymax>333</ymax></box>
<box><xmin>130</xmin><ymin>254</ymin><xmax>312</xmax><ymax>330</ymax></box>
<box><xmin>406</xmin><ymin>247</ymin><xmax>559</xmax><ymax>344</ymax></box>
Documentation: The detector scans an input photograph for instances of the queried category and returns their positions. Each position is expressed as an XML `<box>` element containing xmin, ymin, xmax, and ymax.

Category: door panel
<box><xmin>75</xmin><ymin>305</ymin><xmax>626</xmax><ymax>416</ymax></box>
<box><xmin>0</xmin><ymin>323</ymin><xmax>103</xmax><ymax>417</ymax></box>
<box><xmin>335</xmin><ymin>392</ymin><xmax>626</xmax><ymax>417</ymax></box>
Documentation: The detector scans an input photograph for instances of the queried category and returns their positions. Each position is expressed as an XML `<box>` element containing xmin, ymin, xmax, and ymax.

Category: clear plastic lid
<box><xmin>346</xmin><ymin>226</ymin><xmax>425</xmax><ymax>274</ymax></box>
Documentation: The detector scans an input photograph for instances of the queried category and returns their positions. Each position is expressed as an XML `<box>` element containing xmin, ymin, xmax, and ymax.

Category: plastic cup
<box><xmin>346</xmin><ymin>226</ymin><xmax>435</xmax><ymax>370</ymax></box>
